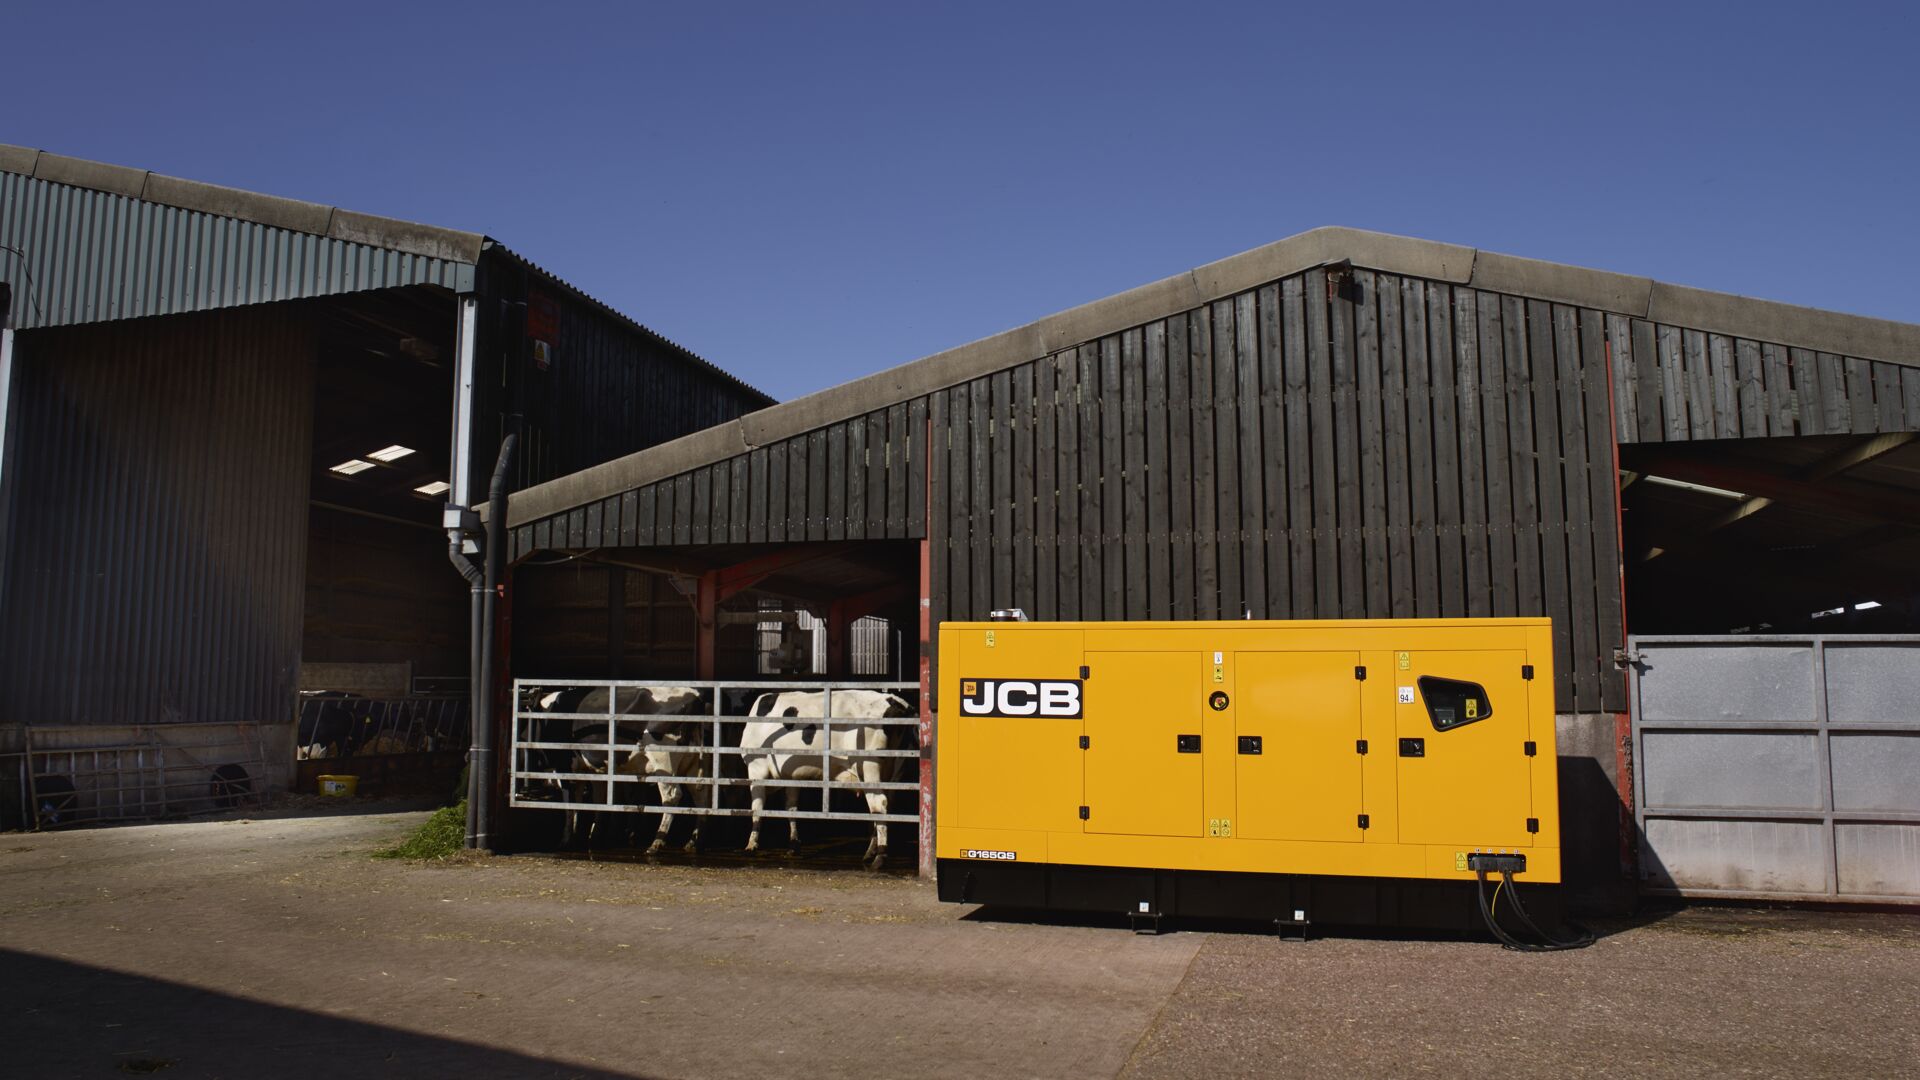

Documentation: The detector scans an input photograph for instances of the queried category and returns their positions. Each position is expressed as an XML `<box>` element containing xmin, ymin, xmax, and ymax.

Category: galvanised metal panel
<box><xmin>0</xmin><ymin>306</ymin><xmax>314</xmax><ymax>729</ymax></box>
<box><xmin>1630</xmin><ymin>634</ymin><xmax>1920</xmax><ymax>903</ymax></box>
<box><xmin>1641</xmin><ymin>818</ymin><xmax>1830</xmax><ymax>896</ymax></box>
<box><xmin>1835</xmin><ymin>824</ymin><xmax>1920</xmax><ymax>897</ymax></box>
<box><xmin>1640</xmin><ymin>731</ymin><xmax>1823</xmax><ymax>810</ymax></box>
<box><xmin>0</xmin><ymin>171</ymin><xmax>470</xmax><ymax>330</ymax></box>
<box><xmin>1633</xmin><ymin>643</ymin><xmax>1816</xmax><ymax>723</ymax></box>
<box><xmin>1823</xmin><ymin>642</ymin><xmax>1920</xmax><ymax>724</ymax></box>
<box><xmin>1829</xmin><ymin>734</ymin><xmax>1920</xmax><ymax>813</ymax></box>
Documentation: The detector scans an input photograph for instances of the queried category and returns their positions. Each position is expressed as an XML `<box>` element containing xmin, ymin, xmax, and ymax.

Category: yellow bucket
<box><xmin>317</xmin><ymin>775</ymin><xmax>358</xmax><ymax>797</ymax></box>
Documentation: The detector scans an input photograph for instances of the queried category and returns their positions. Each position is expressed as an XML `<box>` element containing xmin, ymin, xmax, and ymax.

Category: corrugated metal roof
<box><xmin>0</xmin><ymin>168</ymin><xmax>472</xmax><ymax>330</ymax></box>
<box><xmin>497</xmin><ymin>242</ymin><xmax>771</xmax><ymax>406</ymax></box>
<box><xmin>0</xmin><ymin>144</ymin><xmax>768</xmax><ymax>401</ymax></box>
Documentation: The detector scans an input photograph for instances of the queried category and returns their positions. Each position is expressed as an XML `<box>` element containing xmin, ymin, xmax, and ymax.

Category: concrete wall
<box><xmin>1557</xmin><ymin>712</ymin><xmax>1636</xmax><ymax>914</ymax></box>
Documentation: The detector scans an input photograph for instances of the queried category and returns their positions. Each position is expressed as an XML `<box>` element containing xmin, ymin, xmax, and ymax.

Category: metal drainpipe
<box><xmin>444</xmin><ymin>293</ymin><xmax>485</xmax><ymax>846</ymax></box>
<box><xmin>0</xmin><ymin>283</ymin><xmax>16</xmax><ymax>615</ymax></box>
<box><xmin>470</xmin><ymin>434</ymin><xmax>517</xmax><ymax>851</ymax></box>
<box><xmin>449</xmin><ymin>532</ymin><xmax>483</xmax><ymax>844</ymax></box>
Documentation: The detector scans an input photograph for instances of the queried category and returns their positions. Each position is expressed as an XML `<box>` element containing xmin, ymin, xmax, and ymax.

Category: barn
<box><xmin>0</xmin><ymin>146</ymin><xmax>769</xmax><ymax>826</ymax></box>
<box><xmin>494</xmin><ymin>228</ymin><xmax>1920</xmax><ymax>909</ymax></box>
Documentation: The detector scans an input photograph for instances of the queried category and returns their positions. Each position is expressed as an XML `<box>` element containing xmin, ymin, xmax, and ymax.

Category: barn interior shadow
<box><xmin>0</xmin><ymin>948</ymin><xmax>650</xmax><ymax>1080</ymax></box>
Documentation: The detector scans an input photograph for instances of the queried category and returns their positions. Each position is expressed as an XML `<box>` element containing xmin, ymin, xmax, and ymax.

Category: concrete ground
<box><xmin>1</xmin><ymin>808</ymin><xmax>1915</xmax><ymax>1079</ymax></box>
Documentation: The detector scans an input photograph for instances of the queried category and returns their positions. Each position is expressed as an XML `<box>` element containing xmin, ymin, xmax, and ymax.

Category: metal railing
<box><xmin>17</xmin><ymin>722</ymin><xmax>269</xmax><ymax>828</ymax></box>
<box><xmin>509</xmin><ymin>679</ymin><xmax>920</xmax><ymax>824</ymax></box>
<box><xmin>295</xmin><ymin>695</ymin><xmax>470</xmax><ymax>761</ymax></box>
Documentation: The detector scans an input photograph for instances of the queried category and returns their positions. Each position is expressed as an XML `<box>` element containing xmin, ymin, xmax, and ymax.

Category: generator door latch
<box><xmin>1356</xmin><ymin>739</ymin><xmax>1369</xmax><ymax>755</ymax></box>
<box><xmin>1079</xmin><ymin>805</ymin><xmax>1090</xmax><ymax>820</ymax></box>
<box><xmin>1078</xmin><ymin>735</ymin><xmax>1090</xmax><ymax>750</ymax></box>
<box><xmin>1399</xmin><ymin>737</ymin><xmax>1425</xmax><ymax>758</ymax></box>
<box><xmin>1177</xmin><ymin>734</ymin><xmax>1202</xmax><ymax>753</ymax></box>
<box><xmin>1357</xmin><ymin>813</ymin><xmax>1370</xmax><ymax>830</ymax></box>
<box><xmin>1524</xmin><ymin>740</ymin><xmax>1537</xmax><ymax>757</ymax></box>
<box><xmin>1354</xmin><ymin>665</ymin><xmax>1367</xmax><ymax>681</ymax></box>
<box><xmin>1237</xmin><ymin>736</ymin><xmax>1262</xmax><ymax>755</ymax></box>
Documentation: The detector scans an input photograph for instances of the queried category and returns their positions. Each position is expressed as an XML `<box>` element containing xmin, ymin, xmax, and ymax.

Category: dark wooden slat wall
<box><xmin>1608</xmin><ymin>321</ymin><xmax>1918</xmax><ymax>443</ymax></box>
<box><xmin>918</xmin><ymin>268</ymin><xmax>1635</xmax><ymax>712</ymax></box>
<box><xmin>507</xmin><ymin>266</ymin><xmax>1920</xmax><ymax>715</ymax></box>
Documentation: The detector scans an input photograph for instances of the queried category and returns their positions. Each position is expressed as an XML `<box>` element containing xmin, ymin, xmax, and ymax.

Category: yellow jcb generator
<box><xmin>936</xmin><ymin>618</ymin><xmax>1588</xmax><ymax>946</ymax></box>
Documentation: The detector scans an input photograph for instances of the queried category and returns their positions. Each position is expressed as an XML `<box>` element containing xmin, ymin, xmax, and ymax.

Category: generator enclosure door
<box><xmin>936</xmin><ymin>619</ymin><xmax>1559</xmax><ymax>887</ymax></box>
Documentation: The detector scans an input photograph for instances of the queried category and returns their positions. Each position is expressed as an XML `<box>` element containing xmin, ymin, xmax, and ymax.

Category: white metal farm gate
<box><xmin>508</xmin><ymin>679</ymin><xmax>920</xmax><ymax>833</ymax></box>
<box><xmin>1629</xmin><ymin>634</ymin><xmax>1920</xmax><ymax>903</ymax></box>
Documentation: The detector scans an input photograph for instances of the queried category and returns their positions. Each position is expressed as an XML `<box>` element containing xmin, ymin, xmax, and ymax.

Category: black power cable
<box><xmin>1475</xmin><ymin>869</ymin><xmax>1596</xmax><ymax>952</ymax></box>
<box><xmin>1499</xmin><ymin>869</ymin><xmax>1596</xmax><ymax>950</ymax></box>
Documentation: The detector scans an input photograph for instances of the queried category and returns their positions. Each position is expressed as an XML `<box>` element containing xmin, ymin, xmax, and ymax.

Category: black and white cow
<box><xmin>526</xmin><ymin>685</ymin><xmax>709</xmax><ymax>852</ymax></box>
<box><xmin>740</xmin><ymin>689</ymin><xmax>913</xmax><ymax>869</ymax></box>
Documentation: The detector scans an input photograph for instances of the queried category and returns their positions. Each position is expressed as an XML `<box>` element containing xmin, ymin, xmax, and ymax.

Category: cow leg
<box><xmin>684</xmin><ymin>760</ymin><xmax>706</xmax><ymax>854</ymax></box>
<box><xmin>860</xmin><ymin>758</ymin><xmax>889</xmax><ymax>870</ymax></box>
<box><xmin>785</xmin><ymin>784</ymin><xmax>801</xmax><ymax>853</ymax></box>
<box><xmin>646</xmin><ymin>782</ymin><xmax>678</xmax><ymax>856</ymax></box>
<box><xmin>745</xmin><ymin>760</ymin><xmax>766</xmax><ymax>853</ymax></box>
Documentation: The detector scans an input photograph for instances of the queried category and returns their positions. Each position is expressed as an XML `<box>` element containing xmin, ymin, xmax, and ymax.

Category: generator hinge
<box><xmin>1526</xmin><ymin>817</ymin><xmax>1539</xmax><ymax>834</ymax></box>
<box><xmin>1079</xmin><ymin>805</ymin><xmax>1090</xmax><ymax>820</ymax></box>
<box><xmin>1355</xmin><ymin>739</ymin><xmax>1369</xmax><ymax>755</ymax></box>
<box><xmin>1524</xmin><ymin>740</ymin><xmax>1537</xmax><ymax>757</ymax></box>
<box><xmin>1354</xmin><ymin>665</ymin><xmax>1367</xmax><ymax>681</ymax></box>
<box><xmin>1357</xmin><ymin>813</ymin><xmax>1370</xmax><ymax>830</ymax></box>
<box><xmin>1079</xmin><ymin>665</ymin><xmax>1090</xmax><ymax>679</ymax></box>
<box><xmin>1078</xmin><ymin>735</ymin><xmax>1090</xmax><ymax>750</ymax></box>
<box><xmin>1521</xmin><ymin>664</ymin><xmax>1535</xmax><ymax>681</ymax></box>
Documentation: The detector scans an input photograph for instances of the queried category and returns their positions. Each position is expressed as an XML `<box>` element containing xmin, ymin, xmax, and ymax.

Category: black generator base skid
<box><xmin>937</xmin><ymin>858</ymin><xmax>1564</xmax><ymax>934</ymax></box>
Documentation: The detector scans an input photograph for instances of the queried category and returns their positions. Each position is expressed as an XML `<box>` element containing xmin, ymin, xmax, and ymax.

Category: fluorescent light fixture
<box><xmin>1642</xmin><ymin>475</ymin><xmax>1746</xmax><ymax>500</ymax></box>
<box><xmin>329</xmin><ymin>459</ymin><xmax>376</xmax><ymax>476</ymax></box>
<box><xmin>414</xmin><ymin>480</ymin><xmax>451</xmax><ymax>497</ymax></box>
<box><xmin>368</xmin><ymin>445</ymin><xmax>415</xmax><ymax>462</ymax></box>
<box><xmin>1811</xmin><ymin>606</ymin><xmax>1845</xmax><ymax>619</ymax></box>
<box><xmin>1856</xmin><ymin>600</ymin><xmax>1882</xmax><ymax>611</ymax></box>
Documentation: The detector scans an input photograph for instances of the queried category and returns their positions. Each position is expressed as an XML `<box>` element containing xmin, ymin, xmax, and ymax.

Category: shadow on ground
<box><xmin>960</xmin><ymin>899</ymin><xmax>1681</xmax><ymax>945</ymax></box>
<box><xmin>0</xmin><ymin>948</ymin><xmax>645</xmax><ymax>1080</ymax></box>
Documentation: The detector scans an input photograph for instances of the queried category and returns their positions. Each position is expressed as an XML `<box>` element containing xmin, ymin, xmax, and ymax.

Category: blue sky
<box><xmin>11</xmin><ymin>2</ymin><xmax>1917</xmax><ymax>401</ymax></box>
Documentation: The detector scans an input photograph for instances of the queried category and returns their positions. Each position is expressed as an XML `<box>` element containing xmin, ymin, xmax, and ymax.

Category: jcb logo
<box><xmin>958</xmin><ymin>678</ymin><xmax>1083</xmax><ymax>719</ymax></box>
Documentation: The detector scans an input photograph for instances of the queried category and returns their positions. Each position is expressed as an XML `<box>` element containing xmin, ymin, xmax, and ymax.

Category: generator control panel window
<box><xmin>1417</xmin><ymin>676</ymin><xmax>1492</xmax><ymax>731</ymax></box>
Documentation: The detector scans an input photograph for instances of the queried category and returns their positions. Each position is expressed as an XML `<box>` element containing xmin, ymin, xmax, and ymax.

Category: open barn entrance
<box><xmin>1619</xmin><ymin>433</ymin><xmax>1920</xmax><ymax>635</ymax></box>
<box><xmin>504</xmin><ymin>540</ymin><xmax>924</xmax><ymax>867</ymax></box>
<box><xmin>294</xmin><ymin>287</ymin><xmax>470</xmax><ymax>800</ymax></box>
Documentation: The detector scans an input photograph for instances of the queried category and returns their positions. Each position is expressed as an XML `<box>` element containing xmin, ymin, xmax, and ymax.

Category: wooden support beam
<box><xmin>1805</xmin><ymin>431</ymin><xmax>1917</xmax><ymax>482</ymax></box>
<box><xmin>1631</xmin><ymin>453</ymin><xmax>1920</xmax><ymax>527</ymax></box>
<box><xmin>824</xmin><ymin>582</ymin><xmax>919</xmax><ymax>677</ymax></box>
<box><xmin>694</xmin><ymin>543</ymin><xmax>845</xmax><ymax>679</ymax></box>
